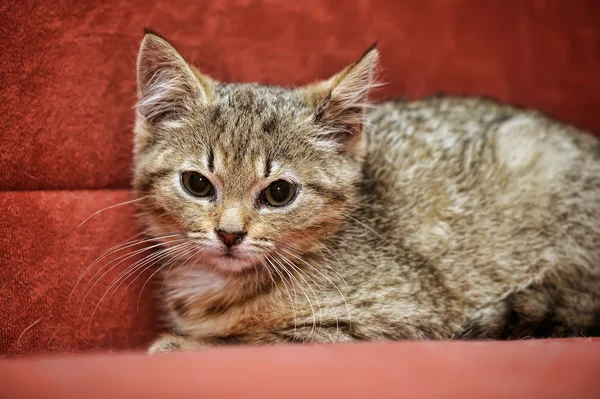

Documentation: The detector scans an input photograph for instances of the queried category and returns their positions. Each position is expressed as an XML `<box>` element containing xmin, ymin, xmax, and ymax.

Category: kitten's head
<box><xmin>133</xmin><ymin>30</ymin><xmax>378</xmax><ymax>274</ymax></box>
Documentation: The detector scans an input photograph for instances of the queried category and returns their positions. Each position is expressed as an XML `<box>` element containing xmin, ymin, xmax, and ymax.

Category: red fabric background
<box><xmin>1</xmin><ymin>0</ymin><xmax>600</xmax><ymax>358</ymax></box>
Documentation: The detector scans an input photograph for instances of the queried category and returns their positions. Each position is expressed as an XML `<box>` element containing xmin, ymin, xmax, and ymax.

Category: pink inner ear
<box><xmin>330</xmin><ymin>122</ymin><xmax>363</xmax><ymax>146</ymax></box>
<box><xmin>331</xmin><ymin>130</ymin><xmax>352</xmax><ymax>144</ymax></box>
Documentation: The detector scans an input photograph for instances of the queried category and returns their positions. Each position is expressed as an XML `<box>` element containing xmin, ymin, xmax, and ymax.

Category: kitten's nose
<box><xmin>215</xmin><ymin>229</ymin><xmax>246</xmax><ymax>247</ymax></box>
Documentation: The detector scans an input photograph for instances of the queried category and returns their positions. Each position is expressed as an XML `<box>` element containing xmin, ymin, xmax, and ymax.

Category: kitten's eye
<box><xmin>181</xmin><ymin>172</ymin><xmax>214</xmax><ymax>197</ymax></box>
<box><xmin>260</xmin><ymin>180</ymin><xmax>296</xmax><ymax>207</ymax></box>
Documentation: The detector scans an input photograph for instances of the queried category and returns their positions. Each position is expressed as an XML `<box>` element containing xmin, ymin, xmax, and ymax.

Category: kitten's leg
<box><xmin>214</xmin><ymin>326</ymin><xmax>358</xmax><ymax>345</ymax></box>
<box><xmin>148</xmin><ymin>326</ymin><xmax>356</xmax><ymax>353</ymax></box>
<box><xmin>148</xmin><ymin>333</ymin><xmax>209</xmax><ymax>354</ymax></box>
<box><xmin>457</xmin><ymin>275</ymin><xmax>600</xmax><ymax>339</ymax></box>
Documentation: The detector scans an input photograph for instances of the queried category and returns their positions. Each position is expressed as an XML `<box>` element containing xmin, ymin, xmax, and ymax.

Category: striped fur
<box><xmin>131</xmin><ymin>31</ymin><xmax>600</xmax><ymax>353</ymax></box>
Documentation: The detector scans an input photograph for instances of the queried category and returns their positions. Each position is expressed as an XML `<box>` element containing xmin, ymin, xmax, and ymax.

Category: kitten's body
<box><xmin>132</xmin><ymin>32</ymin><xmax>600</xmax><ymax>353</ymax></box>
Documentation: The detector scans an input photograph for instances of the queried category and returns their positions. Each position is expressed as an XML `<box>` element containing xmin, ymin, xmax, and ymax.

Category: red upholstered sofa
<box><xmin>1</xmin><ymin>1</ymin><xmax>599</xmax><ymax>397</ymax></box>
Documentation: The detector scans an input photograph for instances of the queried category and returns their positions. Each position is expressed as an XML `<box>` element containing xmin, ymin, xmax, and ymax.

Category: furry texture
<box><xmin>132</xmin><ymin>32</ymin><xmax>600</xmax><ymax>352</ymax></box>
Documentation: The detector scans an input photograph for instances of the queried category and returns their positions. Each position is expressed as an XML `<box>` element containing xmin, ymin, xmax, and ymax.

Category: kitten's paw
<box><xmin>148</xmin><ymin>334</ymin><xmax>208</xmax><ymax>355</ymax></box>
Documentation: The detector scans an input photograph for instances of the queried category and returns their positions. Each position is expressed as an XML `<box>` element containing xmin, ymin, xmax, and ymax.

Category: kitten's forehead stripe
<box><xmin>264</xmin><ymin>158</ymin><xmax>272</xmax><ymax>178</ymax></box>
<box><xmin>207</xmin><ymin>146</ymin><xmax>214</xmax><ymax>172</ymax></box>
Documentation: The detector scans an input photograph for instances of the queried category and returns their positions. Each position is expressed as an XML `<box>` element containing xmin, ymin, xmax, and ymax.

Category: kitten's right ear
<box><xmin>136</xmin><ymin>29</ymin><xmax>214</xmax><ymax>127</ymax></box>
<box><xmin>298</xmin><ymin>43</ymin><xmax>379</xmax><ymax>155</ymax></box>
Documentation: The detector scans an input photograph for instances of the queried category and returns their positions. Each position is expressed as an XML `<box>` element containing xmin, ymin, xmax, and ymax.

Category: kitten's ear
<box><xmin>299</xmin><ymin>43</ymin><xmax>379</xmax><ymax>151</ymax></box>
<box><xmin>136</xmin><ymin>29</ymin><xmax>214</xmax><ymax>127</ymax></box>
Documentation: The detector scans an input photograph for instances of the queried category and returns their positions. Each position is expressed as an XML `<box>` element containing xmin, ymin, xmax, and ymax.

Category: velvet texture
<box><xmin>1</xmin><ymin>0</ymin><xmax>599</xmax><ymax>358</ymax></box>
<box><xmin>1</xmin><ymin>340</ymin><xmax>600</xmax><ymax>398</ymax></box>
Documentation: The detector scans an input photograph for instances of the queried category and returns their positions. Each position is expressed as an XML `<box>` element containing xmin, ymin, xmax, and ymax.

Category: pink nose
<box><xmin>216</xmin><ymin>229</ymin><xmax>246</xmax><ymax>247</ymax></box>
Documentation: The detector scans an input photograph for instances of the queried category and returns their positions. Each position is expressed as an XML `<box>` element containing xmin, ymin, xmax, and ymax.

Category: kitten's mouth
<box><xmin>200</xmin><ymin>246</ymin><xmax>258</xmax><ymax>273</ymax></box>
<box><xmin>223</xmin><ymin>248</ymin><xmax>237</xmax><ymax>258</ymax></box>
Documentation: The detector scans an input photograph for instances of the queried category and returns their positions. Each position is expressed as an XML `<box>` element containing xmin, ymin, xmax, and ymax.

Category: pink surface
<box><xmin>1</xmin><ymin>340</ymin><xmax>599</xmax><ymax>398</ymax></box>
<box><xmin>2</xmin><ymin>0</ymin><xmax>599</xmax><ymax>381</ymax></box>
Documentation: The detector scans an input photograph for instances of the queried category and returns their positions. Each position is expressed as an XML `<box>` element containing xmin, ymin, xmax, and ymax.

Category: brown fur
<box><xmin>132</xmin><ymin>31</ymin><xmax>600</xmax><ymax>353</ymax></box>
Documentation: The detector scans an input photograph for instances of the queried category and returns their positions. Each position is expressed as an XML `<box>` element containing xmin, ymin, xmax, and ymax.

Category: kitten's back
<box><xmin>345</xmin><ymin>96</ymin><xmax>600</xmax><ymax>338</ymax></box>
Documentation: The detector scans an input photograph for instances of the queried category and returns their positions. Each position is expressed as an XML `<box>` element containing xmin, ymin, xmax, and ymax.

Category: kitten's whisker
<box><xmin>278</xmin><ymin>246</ymin><xmax>351</xmax><ymax>330</ymax></box>
<box><xmin>78</xmin><ymin>197</ymin><xmax>148</xmax><ymax>228</ymax></box>
<box><xmin>292</xmin><ymin>228</ymin><xmax>349</xmax><ymax>274</ymax></box>
<box><xmin>280</xmin><ymin>255</ymin><xmax>329</xmax><ymax>327</ymax></box>
<box><xmin>185</xmin><ymin>246</ymin><xmax>211</xmax><ymax>274</ymax></box>
<box><xmin>273</xmin><ymin>260</ymin><xmax>301</xmax><ymax>338</ymax></box>
<box><xmin>163</xmin><ymin>245</ymin><xmax>207</xmax><ymax>281</ymax></box>
<box><xmin>160</xmin><ymin>244</ymin><xmax>201</xmax><ymax>283</ymax></box>
<box><xmin>80</xmin><ymin>244</ymin><xmax>159</xmax><ymax>313</ymax></box>
<box><xmin>272</xmin><ymin>254</ymin><xmax>320</xmax><ymax>339</ymax></box>
<box><xmin>75</xmin><ymin>233</ymin><xmax>184</xmax><ymax>300</ymax></box>
<box><xmin>272</xmin><ymin>256</ymin><xmax>314</xmax><ymax>339</ymax></box>
<box><xmin>89</xmin><ymin>242</ymin><xmax>190</xmax><ymax>321</ymax></box>
<box><xmin>263</xmin><ymin>255</ymin><xmax>297</xmax><ymax>336</ymax></box>
<box><xmin>278</xmin><ymin>237</ymin><xmax>350</xmax><ymax>290</ymax></box>
<box><xmin>85</xmin><ymin>233</ymin><xmax>186</xmax><ymax>282</ymax></box>
<box><xmin>341</xmin><ymin>213</ymin><xmax>398</xmax><ymax>251</ymax></box>
<box><xmin>315</xmin><ymin>242</ymin><xmax>350</xmax><ymax>288</ymax></box>
<box><xmin>95</xmin><ymin>247</ymin><xmax>174</xmax><ymax>310</ymax></box>
<box><xmin>248</xmin><ymin>253</ymin><xmax>261</xmax><ymax>294</ymax></box>
<box><xmin>260</xmin><ymin>253</ymin><xmax>278</xmax><ymax>289</ymax></box>
<box><xmin>134</xmin><ymin>243</ymin><xmax>197</xmax><ymax>311</ymax></box>
<box><xmin>312</xmin><ymin>243</ymin><xmax>350</xmax><ymax>291</ymax></box>
<box><xmin>138</xmin><ymin>242</ymin><xmax>202</xmax><ymax>309</ymax></box>
<box><xmin>280</xmin><ymin>252</ymin><xmax>341</xmax><ymax>340</ymax></box>
<box><xmin>251</xmin><ymin>255</ymin><xmax>284</xmax><ymax>320</ymax></box>
<box><xmin>105</xmin><ymin>241</ymin><xmax>190</xmax><ymax>302</ymax></box>
<box><xmin>115</xmin><ymin>242</ymin><xmax>196</xmax><ymax>306</ymax></box>
<box><xmin>71</xmin><ymin>232</ymin><xmax>155</xmax><ymax>299</ymax></box>
<box><xmin>80</xmin><ymin>238</ymin><xmax>187</xmax><ymax>313</ymax></box>
<box><xmin>276</xmin><ymin>250</ymin><xmax>340</xmax><ymax>338</ymax></box>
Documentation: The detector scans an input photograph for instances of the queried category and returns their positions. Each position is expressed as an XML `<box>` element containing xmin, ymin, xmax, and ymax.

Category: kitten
<box><xmin>132</xmin><ymin>30</ymin><xmax>600</xmax><ymax>353</ymax></box>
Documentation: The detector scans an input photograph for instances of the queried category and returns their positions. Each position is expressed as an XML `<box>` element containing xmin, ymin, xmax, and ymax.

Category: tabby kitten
<box><xmin>132</xmin><ymin>30</ymin><xmax>600</xmax><ymax>353</ymax></box>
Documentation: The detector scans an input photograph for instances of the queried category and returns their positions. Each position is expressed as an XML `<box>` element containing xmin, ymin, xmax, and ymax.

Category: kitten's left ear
<box><xmin>299</xmin><ymin>43</ymin><xmax>379</xmax><ymax>152</ymax></box>
<box><xmin>136</xmin><ymin>29</ymin><xmax>214</xmax><ymax>127</ymax></box>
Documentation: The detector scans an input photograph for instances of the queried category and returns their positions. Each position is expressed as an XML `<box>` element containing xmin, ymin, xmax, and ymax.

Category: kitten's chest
<box><xmin>161</xmin><ymin>268</ymin><xmax>294</xmax><ymax>337</ymax></box>
<box><xmin>161</xmin><ymin>269</ymin><xmax>231</xmax><ymax>336</ymax></box>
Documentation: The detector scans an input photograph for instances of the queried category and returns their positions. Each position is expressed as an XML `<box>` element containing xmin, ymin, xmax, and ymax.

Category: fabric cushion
<box><xmin>0</xmin><ymin>191</ymin><xmax>157</xmax><ymax>357</ymax></box>
<box><xmin>1</xmin><ymin>340</ymin><xmax>599</xmax><ymax>398</ymax></box>
<box><xmin>1</xmin><ymin>0</ymin><xmax>599</xmax><ymax>358</ymax></box>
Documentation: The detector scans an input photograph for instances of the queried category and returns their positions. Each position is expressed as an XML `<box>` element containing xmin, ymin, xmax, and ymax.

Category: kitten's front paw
<box><xmin>148</xmin><ymin>333</ymin><xmax>208</xmax><ymax>355</ymax></box>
